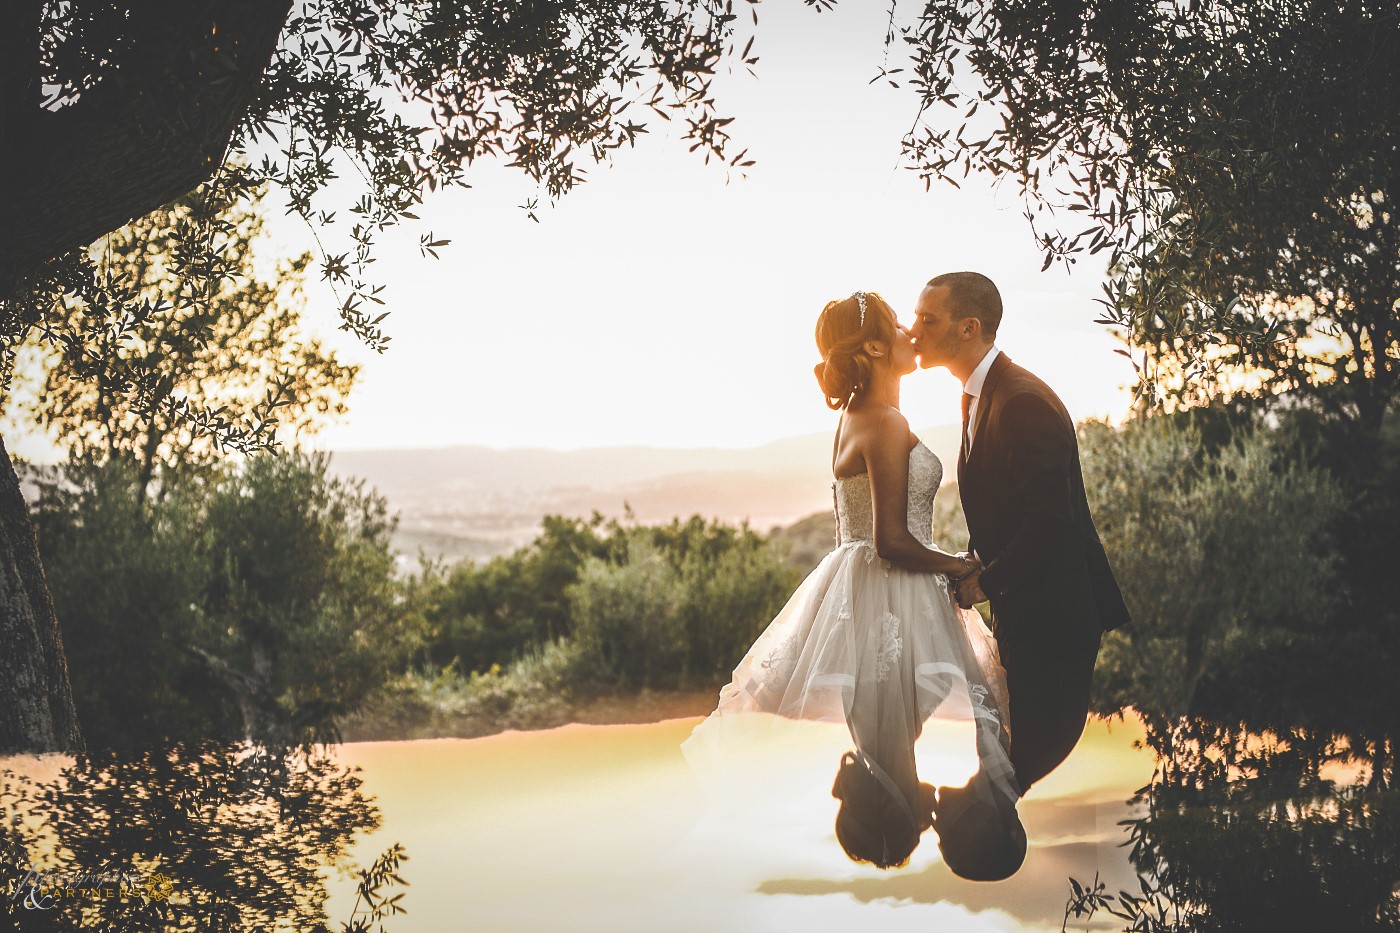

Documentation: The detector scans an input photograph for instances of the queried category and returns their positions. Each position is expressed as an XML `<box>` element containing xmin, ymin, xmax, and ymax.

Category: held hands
<box><xmin>955</xmin><ymin>570</ymin><xmax>988</xmax><ymax>610</ymax></box>
<box><xmin>951</xmin><ymin>554</ymin><xmax>987</xmax><ymax>609</ymax></box>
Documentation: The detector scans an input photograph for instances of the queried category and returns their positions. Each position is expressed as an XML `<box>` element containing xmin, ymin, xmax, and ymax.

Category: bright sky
<box><xmin>11</xmin><ymin>2</ymin><xmax>1136</xmax><ymax>462</ymax></box>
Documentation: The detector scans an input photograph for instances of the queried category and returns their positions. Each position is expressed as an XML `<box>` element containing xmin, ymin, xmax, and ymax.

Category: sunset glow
<box><xmin>273</xmin><ymin>3</ymin><xmax>1133</xmax><ymax>457</ymax></box>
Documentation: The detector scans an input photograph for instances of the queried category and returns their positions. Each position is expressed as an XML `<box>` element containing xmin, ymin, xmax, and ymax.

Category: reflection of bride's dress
<box><xmin>681</xmin><ymin>439</ymin><xmax>1019</xmax><ymax>826</ymax></box>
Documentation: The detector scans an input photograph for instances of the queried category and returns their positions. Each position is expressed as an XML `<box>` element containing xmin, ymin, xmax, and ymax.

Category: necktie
<box><xmin>961</xmin><ymin>392</ymin><xmax>973</xmax><ymax>448</ymax></box>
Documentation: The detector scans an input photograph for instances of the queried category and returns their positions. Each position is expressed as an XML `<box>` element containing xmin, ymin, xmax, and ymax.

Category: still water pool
<box><xmin>323</xmin><ymin>714</ymin><xmax>1155</xmax><ymax>933</ymax></box>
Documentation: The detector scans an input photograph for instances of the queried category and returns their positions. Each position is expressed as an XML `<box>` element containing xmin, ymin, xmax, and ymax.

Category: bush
<box><xmin>1081</xmin><ymin>415</ymin><xmax>1344</xmax><ymax>717</ymax></box>
<box><xmin>345</xmin><ymin>640</ymin><xmax>583</xmax><ymax>739</ymax></box>
<box><xmin>29</xmin><ymin>458</ymin><xmax>230</xmax><ymax>749</ymax></box>
<box><xmin>411</xmin><ymin>514</ymin><xmax>612</xmax><ymax>674</ymax></box>
<box><xmin>561</xmin><ymin>517</ymin><xmax>800</xmax><ymax>692</ymax></box>
<box><xmin>30</xmin><ymin>450</ymin><xmax>411</xmax><ymax>750</ymax></box>
<box><xmin>674</xmin><ymin>525</ymin><xmax>800</xmax><ymax>684</ymax></box>
<box><xmin>193</xmin><ymin>450</ymin><xmax>407</xmax><ymax>745</ymax></box>
<box><xmin>568</xmin><ymin>537</ymin><xmax>686</xmax><ymax>690</ymax></box>
<box><xmin>408</xmin><ymin>513</ymin><xmax>799</xmax><ymax>695</ymax></box>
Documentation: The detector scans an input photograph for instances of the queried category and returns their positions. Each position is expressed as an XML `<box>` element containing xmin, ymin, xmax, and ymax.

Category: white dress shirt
<box><xmin>963</xmin><ymin>345</ymin><xmax>1001</xmax><ymax>452</ymax></box>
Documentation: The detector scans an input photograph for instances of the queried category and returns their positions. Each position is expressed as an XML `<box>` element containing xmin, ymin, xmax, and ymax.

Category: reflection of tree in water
<box><xmin>1</xmin><ymin>741</ymin><xmax>406</xmax><ymax>932</ymax></box>
<box><xmin>1064</xmin><ymin>715</ymin><xmax>1400</xmax><ymax>931</ymax></box>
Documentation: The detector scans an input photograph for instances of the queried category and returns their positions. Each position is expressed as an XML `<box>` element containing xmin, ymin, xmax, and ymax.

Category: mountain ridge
<box><xmin>327</xmin><ymin>424</ymin><xmax>963</xmax><ymax>562</ymax></box>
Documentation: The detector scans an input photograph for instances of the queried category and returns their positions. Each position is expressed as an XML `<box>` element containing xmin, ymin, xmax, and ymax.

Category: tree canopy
<box><xmin>1</xmin><ymin>0</ymin><xmax>760</xmax><ymax>452</ymax></box>
<box><xmin>0</xmin><ymin>0</ymin><xmax>764</xmax><ymax>754</ymax></box>
<box><xmin>31</xmin><ymin>450</ymin><xmax>408</xmax><ymax>750</ymax></box>
<box><xmin>900</xmin><ymin>1</ymin><xmax>1400</xmax><ymax>422</ymax></box>
<box><xmin>1080</xmin><ymin>414</ymin><xmax>1343</xmax><ymax>716</ymax></box>
<box><xmin>7</xmin><ymin>185</ymin><xmax>356</xmax><ymax>493</ymax></box>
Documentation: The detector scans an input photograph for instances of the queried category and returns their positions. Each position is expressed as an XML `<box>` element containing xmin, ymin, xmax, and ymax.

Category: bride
<box><xmin>681</xmin><ymin>290</ymin><xmax>1021</xmax><ymax>873</ymax></box>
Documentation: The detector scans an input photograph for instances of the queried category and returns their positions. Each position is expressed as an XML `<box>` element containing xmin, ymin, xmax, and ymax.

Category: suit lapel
<box><xmin>967</xmin><ymin>352</ymin><xmax>1011</xmax><ymax>459</ymax></box>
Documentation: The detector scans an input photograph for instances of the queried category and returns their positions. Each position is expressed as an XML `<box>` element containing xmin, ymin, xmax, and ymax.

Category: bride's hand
<box><xmin>949</xmin><ymin>555</ymin><xmax>980</xmax><ymax>580</ymax></box>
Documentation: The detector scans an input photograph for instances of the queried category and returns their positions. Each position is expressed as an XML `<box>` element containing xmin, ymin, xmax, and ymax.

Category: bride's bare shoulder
<box><xmin>835</xmin><ymin>405</ymin><xmax>913</xmax><ymax>474</ymax></box>
<box><xmin>846</xmin><ymin>405</ymin><xmax>911</xmax><ymax>449</ymax></box>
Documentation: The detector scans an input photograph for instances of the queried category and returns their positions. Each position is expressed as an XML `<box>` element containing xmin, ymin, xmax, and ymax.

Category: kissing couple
<box><xmin>681</xmin><ymin>271</ymin><xmax>1130</xmax><ymax>880</ymax></box>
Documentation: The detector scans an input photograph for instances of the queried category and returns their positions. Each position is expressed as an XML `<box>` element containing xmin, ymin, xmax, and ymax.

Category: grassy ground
<box><xmin>338</xmin><ymin>686</ymin><xmax>720</xmax><ymax>743</ymax></box>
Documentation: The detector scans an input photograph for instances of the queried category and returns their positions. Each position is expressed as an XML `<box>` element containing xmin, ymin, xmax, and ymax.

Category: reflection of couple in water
<box><xmin>683</xmin><ymin>272</ymin><xmax>1130</xmax><ymax>880</ymax></box>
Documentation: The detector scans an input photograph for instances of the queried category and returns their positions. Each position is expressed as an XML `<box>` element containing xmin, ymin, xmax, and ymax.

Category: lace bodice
<box><xmin>833</xmin><ymin>440</ymin><xmax>942</xmax><ymax>549</ymax></box>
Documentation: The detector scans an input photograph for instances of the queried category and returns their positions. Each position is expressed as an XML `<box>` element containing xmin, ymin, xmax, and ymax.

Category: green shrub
<box><xmin>675</xmin><ymin>528</ymin><xmax>799</xmax><ymax>684</ymax></box>
<box><xmin>1081</xmin><ymin>415</ymin><xmax>1344</xmax><ymax>717</ymax></box>
<box><xmin>567</xmin><ymin>537</ymin><xmax>686</xmax><ymax>690</ymax></box>
<box><xmin>411</xmin><ymin>514</ymin><xmax>612</xmax><ymax>674</ymax></box>
<box><xmin>30</xmin><ymin>450</ymin><xmax>411</xmax><ymax>750</ymax></box>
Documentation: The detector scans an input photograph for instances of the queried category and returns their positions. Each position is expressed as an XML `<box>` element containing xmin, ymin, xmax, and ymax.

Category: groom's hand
<box><xmin>956</xmin><ymin>570</ymin><xmax>988</xmax><ymax>609</ymax></box>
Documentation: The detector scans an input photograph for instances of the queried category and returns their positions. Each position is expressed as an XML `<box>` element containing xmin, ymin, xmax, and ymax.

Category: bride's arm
<box><xmin>865</xmin><ymin>409</ymin><xmax>974</xmax><ymax>577</ymax></box>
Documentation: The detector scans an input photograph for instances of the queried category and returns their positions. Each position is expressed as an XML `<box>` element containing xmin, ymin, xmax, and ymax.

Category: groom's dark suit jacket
<box><xmin>958</xmin><ymin>352</ymin><xmax>1129</xmax><ymax>637</ymax></box>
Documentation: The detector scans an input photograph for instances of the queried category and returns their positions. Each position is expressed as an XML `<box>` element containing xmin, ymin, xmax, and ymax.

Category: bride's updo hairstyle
<box><xmin>830</xmin><ymin>751</ymin><xmax>922</xmax><ymax>870</ymax></box>
<box><xmin>814</xmin><ymin>291</ymin><xmax>898</xmax><ymax>410</ymax></box>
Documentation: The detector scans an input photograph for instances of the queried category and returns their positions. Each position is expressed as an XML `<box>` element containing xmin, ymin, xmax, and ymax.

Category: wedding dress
<box><xmin>680</xmin><ymin>438</ymin><xmax>1019</xmax><ymax>834</ymax></box>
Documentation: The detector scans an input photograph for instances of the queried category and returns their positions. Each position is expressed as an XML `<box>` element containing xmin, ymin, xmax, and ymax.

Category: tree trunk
<box><xmin>0</xmin><ymin>434</ymin><xmax>83</xmax><ymax>755</ymax></box>
<box><xmin>0</xmin><ymin>0</ymin><xmax>294</xmax><ymax>298</ymax></box>
<box><xmin>181</xmin><ymin>640</ymin><xmax>284</xmax><ymax>746</ymax></box>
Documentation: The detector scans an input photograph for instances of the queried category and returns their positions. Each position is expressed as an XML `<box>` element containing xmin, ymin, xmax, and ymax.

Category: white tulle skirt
<box><xmin>680</xmin><ymin>541</ymin><xmax>1020</xmax><ymax>827</ymax></box>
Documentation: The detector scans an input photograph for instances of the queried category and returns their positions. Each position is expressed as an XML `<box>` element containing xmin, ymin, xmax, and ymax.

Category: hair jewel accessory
<box><xmin>852</xmin><ymin>291</ymin><xmax>867</xmax><ymax>327</ymax></box>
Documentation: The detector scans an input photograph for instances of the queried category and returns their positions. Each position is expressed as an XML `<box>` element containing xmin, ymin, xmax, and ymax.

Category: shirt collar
<box><xmin>963</xmin><ymin>345</ymin><xmax>1001</xmax><ymax>399</ymax></box>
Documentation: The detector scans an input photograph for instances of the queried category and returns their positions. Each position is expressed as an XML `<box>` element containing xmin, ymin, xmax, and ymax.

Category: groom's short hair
<box><xmin>927</xmin><ymin>272</ymin><xmax>1002</xmax><ymax>339</ymax></box>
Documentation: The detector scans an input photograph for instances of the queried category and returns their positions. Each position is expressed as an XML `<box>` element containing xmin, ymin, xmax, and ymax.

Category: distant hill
<box><xmin>329</xmin><ymin>424</ymin><xmax>963</xmax><ymax>562</ymax></box>
<box><xmin>769</xmin><ymin>511</ymin><xmax>836</xmax><ymax>574</ymax></box>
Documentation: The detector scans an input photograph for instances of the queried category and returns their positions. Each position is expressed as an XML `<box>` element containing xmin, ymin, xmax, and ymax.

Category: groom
<box><xmin>910</xmin><ymin>271</ymin><xmax>1130</xmax><ymax>793</ymax></box>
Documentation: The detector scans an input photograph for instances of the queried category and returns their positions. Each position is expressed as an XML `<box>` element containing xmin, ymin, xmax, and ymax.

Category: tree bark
<box><xmin>0</xmin><ymin>434</ymin><xmax>83</xmax><ymax>756</ymax></box>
